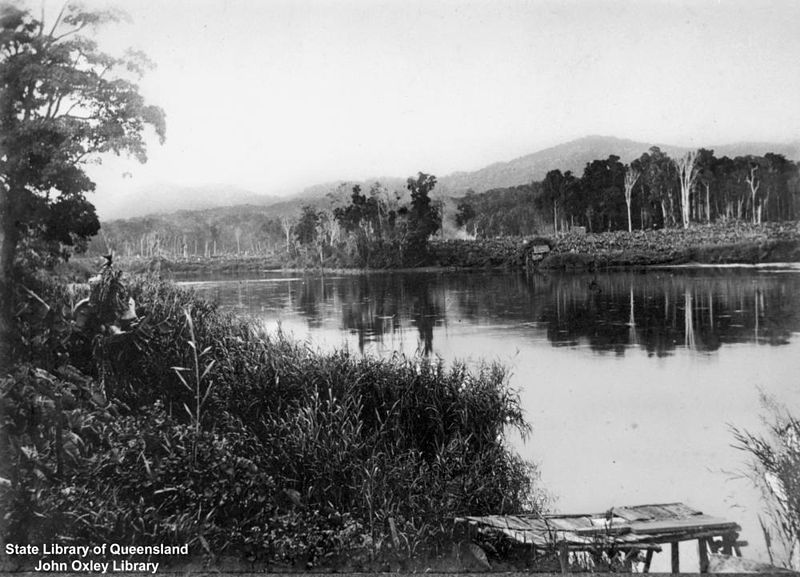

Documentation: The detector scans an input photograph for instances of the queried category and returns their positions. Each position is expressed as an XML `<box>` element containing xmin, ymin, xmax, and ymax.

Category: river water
<box><xmin>180</xmin><ymin>265</ymin><xmax>800</xmax><ymax>570</ymax></box>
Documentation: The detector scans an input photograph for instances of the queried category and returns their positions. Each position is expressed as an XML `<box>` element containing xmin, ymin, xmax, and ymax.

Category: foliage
<box><xmin>91</xmin><ymin>205</ymin><xmax>287</xmax><ymax>259</ymax></box>
<box><xmin>404</xmin><ymin>173</ymin><xmax>442</xmax><ymax>262</ymax></box>
<box><xmin>457</xmin><ymin>148</ymin><xmax>799</xmax><ymax>238</ymax></box>
<box><xmin>454</xmin><ymin>199</ymin><xmax>476</xmax><ymax>231</ymax></box>
<box><xmin>1</xmin><ymin>269</ymin><xmax>543</xmax><ymax>566</ymax></box>
<box><xmin>0</xmin><ymin>3</ymin><xmax>165</xmax><ymax>371</ymax></box>
<box><xmin>733</xmin><ymin>398</ymin><xmax>800</xmax><ymax>570</ymax></box>
<box><xmin>457</xmin><ymin>184</ymin><xmax>546</xmax><ymax>238</ymax></box>
<box><xmin>294</xmin><ymin>205</ymin><xmax>321</xmax><ymax>246</ymax></box>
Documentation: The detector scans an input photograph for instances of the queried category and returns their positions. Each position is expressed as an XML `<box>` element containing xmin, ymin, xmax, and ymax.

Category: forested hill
<box><xmin>97</xmin><ymin>136</ymin><xmax>800</xmax><ymax>220</ymax></box>
<box><xmin>438</xmin><ymin>135</ymin><xmax>800</xmax><ymax>194</ymax></box>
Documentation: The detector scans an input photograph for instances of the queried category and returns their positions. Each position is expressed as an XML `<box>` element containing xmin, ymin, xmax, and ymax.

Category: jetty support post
<box><xmin>643</xmin><ymin>549</ymin><xmax>654</xmax><ymax>573</ymax></box>
<box><xmin>558</xmin><ymin>540</ymin><xmax>569</xmax><ymax>573</ymax></box>
<box><xmin>698</xmin><ymin>537</ymin><xmax>710</xmax><ymax>573</ymax></box>
<box><xmin>671</xmin><ymin>541</ymin><xmax>680</xmax><ymax>574</ymax></box>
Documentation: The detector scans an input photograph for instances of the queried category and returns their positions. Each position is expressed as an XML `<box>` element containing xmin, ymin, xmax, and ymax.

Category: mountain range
<box><xmin>99</xmin><ymin>135</ymin><xmax>800</xmax><ymax>221</ymax></box>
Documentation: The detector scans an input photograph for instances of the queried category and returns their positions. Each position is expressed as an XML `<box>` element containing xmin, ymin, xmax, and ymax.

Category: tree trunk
<box><xmin>553</xmin><ymin>204</ymin><xmax>558</xmax><ymax>236</ymax></box>
<box><xmin>626</xmin><ymin>201</ymin><xmax>632</xmax><ymax>233</ymax></box>
<box><xmin>0</xmin><ymin>186</ymin><xmax>21</xmax><ymax>374</ymax></box>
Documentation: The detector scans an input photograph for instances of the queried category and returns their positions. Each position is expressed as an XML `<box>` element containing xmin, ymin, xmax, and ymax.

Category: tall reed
<box><xmin>733</xmin><ymin>396</ymin><xmax>800</xmax><ymax>570</ymax></box>
<box><xmin>2</xmin><ymin>272</ymin><xmax>544</xmax><ymax>566</ymax></box>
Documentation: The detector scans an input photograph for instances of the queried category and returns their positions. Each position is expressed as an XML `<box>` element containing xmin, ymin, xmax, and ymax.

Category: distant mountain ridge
<box><xmin>437</xmin><ymin>135</ymin><xmax>800</xmax><ymax>194</ymax></box>
<box><xmin>96</xmin><ymin>183</ymin><xmax>281</xmax><ymax>220</ymax></box>
<box><xmin>100</xmin><ymin>135</ymin><xmax>800</xmax><ymax>221</ymax></box>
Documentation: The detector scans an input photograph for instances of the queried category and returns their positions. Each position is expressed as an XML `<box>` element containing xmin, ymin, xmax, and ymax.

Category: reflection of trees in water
<box><xmin>287</xmin><ymin>274</ymin><xmax>446</xmax><ymax>354</ymax></box>
<box><xmin>342</xmin><ymin>274</ymin><xmax>446</xmax><ymax>355</ymax></box>
<box><xmin>278</xmin><ymin>270</ymin><xmax>800</xmax><ymax>356</ymax></box>
<box><xmin>537</xmin><ymin>271</ymin><xmax>800</xmax><ymax>356</ymax></box>
<box><xmin>440</xmin><ymin>270</ymin><xmax>800</xmax><ymax>356</ymax></box>
<box><xmin>294</xmin><ymin>276</ymin><xmax>332</xmax><ymax>328</ymax></box>
<box><xmin>340</xmin><ymin>275</ymin><xmax>404</xmax><ymax>352</ymax></box>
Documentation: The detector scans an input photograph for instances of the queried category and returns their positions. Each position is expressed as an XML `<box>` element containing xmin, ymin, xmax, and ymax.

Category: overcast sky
<box><xmin>37</xmin><ymin>0</ymin><xmax>800</xmax><ymax>202</ymax></box>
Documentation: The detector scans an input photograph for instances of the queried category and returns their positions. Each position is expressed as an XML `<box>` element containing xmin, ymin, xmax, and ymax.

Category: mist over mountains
<box><xmin>95</xmin><ymin>183</ymin><xmax>281</xmax><ymax>220</ymax></box>
<box><xmin>99</xmin><ymin>135</ymin><xmax>800</xmax><ymax>221</ymax></box>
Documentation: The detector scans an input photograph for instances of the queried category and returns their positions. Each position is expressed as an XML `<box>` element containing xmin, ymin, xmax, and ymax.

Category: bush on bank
<box><xmin>0</xmin><ymin>269</ymin><xmax>542</xmax><ymax>567</ymax></box>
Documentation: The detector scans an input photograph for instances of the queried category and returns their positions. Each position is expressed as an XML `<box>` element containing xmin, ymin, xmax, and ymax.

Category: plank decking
<box><xmin>455</xmin><ymin>502</ymin><xmax>745</xmax><ymax>573</ymax></box>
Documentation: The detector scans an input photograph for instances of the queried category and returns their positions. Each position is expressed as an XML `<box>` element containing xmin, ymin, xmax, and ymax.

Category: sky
<box><xmin>31</xmin><ymin>0</ymin><xmax>800</xmax><ymax>212</ymax></box>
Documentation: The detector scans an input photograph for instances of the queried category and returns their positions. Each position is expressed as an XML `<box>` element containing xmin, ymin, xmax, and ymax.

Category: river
<box><xmin>179</xmin><ymin>265</ymin><xmax>800</xmax><ymax>571</ymax></box>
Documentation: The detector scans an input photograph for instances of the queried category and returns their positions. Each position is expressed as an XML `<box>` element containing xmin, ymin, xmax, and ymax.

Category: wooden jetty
<box><xmin>455</xmin><ymin>502</ymin><xmax>747</xmax><ymax>573</ymax></box>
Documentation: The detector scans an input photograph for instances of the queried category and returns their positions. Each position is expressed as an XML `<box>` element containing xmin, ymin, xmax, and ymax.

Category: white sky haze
<box><xmin>30</xmin><ymin>0</ymin><xmax>800</xmax><ymax>210</ymax></box>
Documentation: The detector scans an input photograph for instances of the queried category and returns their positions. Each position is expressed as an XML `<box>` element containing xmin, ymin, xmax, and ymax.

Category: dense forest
<box><xmin>95</xmin><ymin>147</ymin><xmax>800</xmax><ymax>267</ymax></box>
<box><xmin>525</xmin><ymin>148</ymin><xmax>800</xmax><ymax>234</ymax></box>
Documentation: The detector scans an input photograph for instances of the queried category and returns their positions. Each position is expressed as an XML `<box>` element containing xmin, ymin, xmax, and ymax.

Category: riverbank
<box><xmin>87</xmin><ymin>221</ymin><xmax>800</xmax><ymax>276</ymax></box>
<box><xmin>541</xmin><ymin>221</ymin><xmax>800</xmax><ymax>270</ymax></box>
<box><xmin>2</xmin><ymin>269</ymin><xmax>542</xmax><ymax>571</ymax></box>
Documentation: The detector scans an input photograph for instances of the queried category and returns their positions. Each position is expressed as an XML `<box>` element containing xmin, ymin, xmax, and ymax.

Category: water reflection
<box><xmin>183</xmin><ymin>268</ymin><xmax>800</xmax><ymax>357</ymax></box>
<box><xmin>182</xmin><ymin>267</ymin><xmax>800</xmax><ymax>569</ymax></box>
<box><xmin>530</xmin><ymin>271</ymin><xmax>798</xmax><ymax>355</ymax></box>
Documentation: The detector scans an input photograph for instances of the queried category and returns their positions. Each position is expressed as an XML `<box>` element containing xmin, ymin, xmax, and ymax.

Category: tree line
<box><xmin>95</xmin><ymin>173</ymin><xmax>444</xmax><ymax>268</ymax></box>
<box><xmin>98</xmin><ymin>146</ymin><xmax>800</xmax><ymax>264</ymax></box>
<box><xmin>530</xmin><ymin>148</ymin><xmax>800</xmax><ymax>234</ymax></box>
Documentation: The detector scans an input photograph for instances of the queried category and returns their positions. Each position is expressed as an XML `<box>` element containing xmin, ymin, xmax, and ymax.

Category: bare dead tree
<box><xmin>280</xmin><ymin>216</ymin><xmax>293</xmax><ymax>252</ymax></box>
<box><xmin>624</xmin><ymin>167</ymin><xmax>640</xmax><ymax>233</ymax></box>
<box><xmin>674</xmin><ymin>150</ymin><xmax>699</xmax><ymax>229</ymax></box>
<box><xmin>746</xmin><ymin>164</ymin><xmax>762</xmax><ymax>224</ymax></box>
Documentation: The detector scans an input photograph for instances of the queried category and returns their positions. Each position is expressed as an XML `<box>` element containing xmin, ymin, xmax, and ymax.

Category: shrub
<box><xmin>2</xmin><ymin>270</ymin><xmax>543</xmax><ymax>566</ymax></box>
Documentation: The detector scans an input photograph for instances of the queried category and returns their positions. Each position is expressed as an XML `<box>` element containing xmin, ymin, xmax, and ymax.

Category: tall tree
<box><xmin>405</xmin><ymin>172</ymin><xmax>440</xmax><ymax>262</ymax></box>
<box><xmin>0</xmin><ymin>4</ymin><xmax>165</xmax><ymax>371</ymax></box>
<box><xmin>762</xmin><ymin>153</ymin><xmax>796</xmax><ymax>221</ymax></box>
<box><xmin>696</xmin><ymin>149</ymin><xmax>717</xmax><ymax>224</ymax></box>
<box><xmin>674</xmin><ymin>150</ymin><xmax>699</xmax><ymax>229</ymax></box>
<box><xmin>580</xmin><ymin>155</ymin><xmax>626</xmax><ymax>232</ymax></box>
<box><xmin>744</xmin><ymin>156</ymin><xmax>765</xmax><ymax>224</ymax></box>
<box><xmin>540</xmin><ymin>169</ymin><xmax>567</xmax><ymax>234</ymax></box>
<box><xmin>623</xmin><ymin>165</ymin><xmax>640</xmax><ymax>233</ymax></box>
<box><xmin>295</xmin><ymin>205</ymin><xmax>320</xmax><ymax>246</ymax></box>
<box><xmin>639</xmin><ymin>147</ymin><xmax>678</xmax><ymax>228</ymax></box>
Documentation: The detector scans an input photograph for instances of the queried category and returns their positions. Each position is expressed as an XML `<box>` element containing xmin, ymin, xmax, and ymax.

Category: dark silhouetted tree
<box><xmin>404</xmin><ymin>172</ymin><xmax>441</xmax><ymax>263</ymax></box>
<box><xmin>0</xmin><ymin>4</ymin><xmax>165</xmax><ymax>370</ymax></box>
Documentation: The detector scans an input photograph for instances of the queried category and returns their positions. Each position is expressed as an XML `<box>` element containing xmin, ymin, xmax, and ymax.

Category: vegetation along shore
<box><xmin>99</xmin><ymin>220</ymin><xmax>800</xmax><ymax>276</ymax></box>
<box><xmin>2</xmin><ymin>3</ymin><xmax>799</xmax><ymax>573</ymax></box>
<box><xmin>90</xmin><ymin>145</ymin><xmax>800</xmax><ymax>273</ymax></box>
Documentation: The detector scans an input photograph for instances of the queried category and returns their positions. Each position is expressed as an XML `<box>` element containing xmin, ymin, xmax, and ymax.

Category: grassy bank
<box><xmin>1</xmin><ymin>268</ymin><xmax>543</xmax><ymax>570</ymax></box>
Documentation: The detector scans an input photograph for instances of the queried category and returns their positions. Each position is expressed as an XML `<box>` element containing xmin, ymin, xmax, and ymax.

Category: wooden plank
<box><xmin>624</xmin><ymin>502</ymin><xmax>701</xmax><ymax>520</ymax></box>
<box><xmin>698</xmin><ymin>538</ymin><xmax>710</xmax><ymax>573</ymax></box>
<box><xmin>635</xmin><ymin>528</ymin><xmax>743</xmax><ymax>544</ymax></box>
<box><xmin>671</xmin><ymin>542</ymin><xmax>680</xmax><ymax>574</ymax></box>
<box><xmin>658</xmin><ymin>503</ymin><xmax>704</xmax><ymax>518</ymax></box>
<box><xmin>614</xmin><ymin>507</ymin><xmax>653</xmax><ymax>522</ymax></box>
<box><xmin>628</xmin><ymin>515</ymin><xmax>738</xmax><ymax>535</ymax></box>
<box><xmin>547</xmin><ymin>516</ymin><xmax>595</xmax><ymax>531</ymax></box>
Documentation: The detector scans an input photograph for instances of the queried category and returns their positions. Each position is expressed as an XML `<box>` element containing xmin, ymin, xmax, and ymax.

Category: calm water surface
<box><xmin>180</xmin><ymin>266</ymin><xmax>800</xmax><ymax>569</ymax></box>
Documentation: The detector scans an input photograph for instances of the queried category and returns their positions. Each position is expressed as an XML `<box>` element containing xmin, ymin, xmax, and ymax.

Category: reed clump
<box><xmin>1</xmin><ymin>270</ymin><xmax>543</xmax><ymax>568</ymax></box>
<box><xmin>733</xmin><ymin>397</ymin><xmax>800</xmax><ymax>571</ymax></box>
